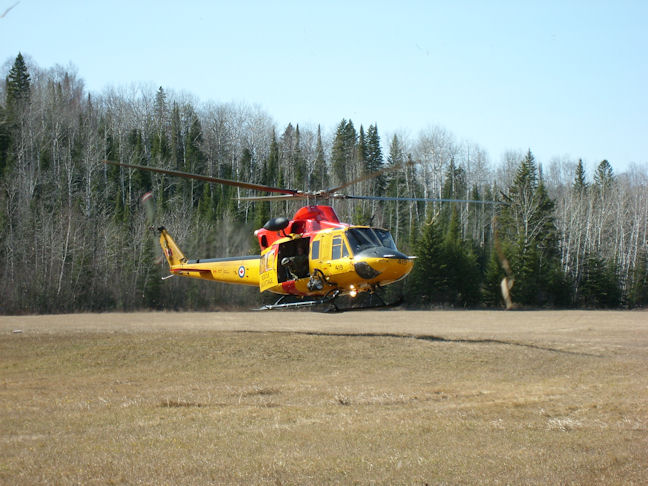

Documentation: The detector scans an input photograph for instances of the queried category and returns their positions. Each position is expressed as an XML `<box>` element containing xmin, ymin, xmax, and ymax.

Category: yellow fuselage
<box><xmin>159</xmin><ymin>227</ymin><xmax>413</xmax><ymax>298</ymax></box>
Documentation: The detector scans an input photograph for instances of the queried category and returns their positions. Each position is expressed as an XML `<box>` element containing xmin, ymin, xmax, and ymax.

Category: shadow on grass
<box><xmin>235</xmin><ymin>330</ymin><xmax>603</xmax><ymax>358</ymax></box>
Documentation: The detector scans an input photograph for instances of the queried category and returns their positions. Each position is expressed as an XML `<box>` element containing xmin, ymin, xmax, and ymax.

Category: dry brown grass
<box><xmin>1</xmin><ymin>311</ymin><xmax>647</xmax><ymax>484</ymax></box>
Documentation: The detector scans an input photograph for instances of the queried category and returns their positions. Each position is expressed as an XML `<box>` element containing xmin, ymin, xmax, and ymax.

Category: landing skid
<box><xmin>256</xmin><ymin>291</ymin><xmax>340</xmax><ymax>311</ymax></box>
<box><xmin>256</xmin><ymin>289</ymin><xmax>403</xmax><ymax>312</ymax></box>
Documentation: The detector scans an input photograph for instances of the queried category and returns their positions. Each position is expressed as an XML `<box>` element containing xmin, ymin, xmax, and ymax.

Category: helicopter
<box><xmin>105</xmin><ymin>160</ymin><xmax>500</xmax><ymax>310</ymax></box>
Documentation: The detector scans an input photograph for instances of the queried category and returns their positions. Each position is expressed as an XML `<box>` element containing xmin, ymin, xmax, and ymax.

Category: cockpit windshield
<box><xmin>346</xmin><ymin>228</ymin><xmax>397</xmax><ymax>254</ymax></box>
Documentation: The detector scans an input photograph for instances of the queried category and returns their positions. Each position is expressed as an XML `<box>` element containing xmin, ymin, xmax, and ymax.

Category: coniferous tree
<box><xmin>628</xmin><ymin>250</ymin><xmax>648</xmax><ymax>308</ymax></box>
<box><xmin>5</xmin><ymin>53</ymin><xmax>31</xmax><ymax>118</ymax></box>
<box><xmin>579</xmin><ymin>254</ymin><xmax>622</xmax><ymax>308</ymax></box>
<box><xmin>441</xmin><ymin>206</ymin><xmax>481</xmax><ymax>306</ymax></box>
<box><xmin>357</xmin><ymin>125</ymin><xmax>367</xmax><ymax>173</ymax></box>
<box><xmin>385</xmin><ymin>134</ymin><xmax>407</xmax><ymax>244</ymax></box>
<box><xmin>498</xmin><ymin>150</ymin><xmax>561</xmax><ymax>305</ymax></box>
<box><xmin>573</xmin><ymin>158</ymin><xmax>588</xmax><ymax>194</ymax></box>
<box><xmin>331</xmin><ymin>119</ymin><xmax>356</xmax><ymax>185</ymax></box>
<box><xmin>406</xmin><ymin>216</ymin><xmax>446</xmax><ymax>305</ymax></box>
<box><xmin>482</xmin><ymin>247</ymin><xmax>505</xmax><ymax>307</ymax></box>
<box><xmin>365</xmin><ymin>124</ymin><xmax>384</xmax><ymax>193</ymax></box>
<box><xmin>594</xmin><ymin>159</ymin><xmax>614</xmax><ymax>190</ymax></box>
<box><xmin>2</xmin><ymin>53</ymin><xmax>32</xmax><ymax>175</ymax></box>
<box><xmin>293</xmin><ymin>125</ymin><xmax>307</xmax><ymax>188</ymax></box>
<box><xmin>310</xmin><ymin>125</ymin><xmax>328</xmax><ymax>189</ymax></box>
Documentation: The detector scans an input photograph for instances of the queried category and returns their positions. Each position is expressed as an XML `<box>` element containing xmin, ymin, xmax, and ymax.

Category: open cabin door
<box><xmin>259</xmin><ymin>237</ymin><xmax>311</xmax><ymax>292</ymax></box>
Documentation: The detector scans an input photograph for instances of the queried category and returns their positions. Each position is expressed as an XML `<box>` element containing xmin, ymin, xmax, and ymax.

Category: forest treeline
<box><xmin>1</xmin><ymin>53</ymin><xmax>646</xmax><ymax>313</ymax></box>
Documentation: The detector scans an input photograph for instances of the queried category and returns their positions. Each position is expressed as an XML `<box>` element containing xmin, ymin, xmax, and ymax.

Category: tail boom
<box><xmin>170</xmin><ymin>255</ymin><xmax>260</xmax><ymax>287</ymax></box>
<box><xmin>158</xmin><ymin>227</ymin><xmax>260</xmax><ymax>287</ymax></box>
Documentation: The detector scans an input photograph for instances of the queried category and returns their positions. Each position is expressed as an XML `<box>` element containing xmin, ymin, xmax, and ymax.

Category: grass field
<box><xmin>1</xmin><ymin>310</ymin><xmax>647</xmax><ymax>484</ymax></box>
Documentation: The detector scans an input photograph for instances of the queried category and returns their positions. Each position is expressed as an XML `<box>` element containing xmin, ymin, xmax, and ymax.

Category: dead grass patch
<box><xmin>0</xmin><ymin>312</ymin><xmax>647</xmax><ymax>484</ymax></box>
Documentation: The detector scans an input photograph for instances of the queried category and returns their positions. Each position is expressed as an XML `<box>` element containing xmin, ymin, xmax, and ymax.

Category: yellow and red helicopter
<box><xmin>106</xmin><ymin>160</ymin><xmax>497</xmax><ymax>310</ymax></box>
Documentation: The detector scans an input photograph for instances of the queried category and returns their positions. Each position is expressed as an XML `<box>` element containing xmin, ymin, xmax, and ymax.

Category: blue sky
<box><xmin>1</xmin><ymin>0</ymin><xmax>646</xmax><ymax>172</ymax></box>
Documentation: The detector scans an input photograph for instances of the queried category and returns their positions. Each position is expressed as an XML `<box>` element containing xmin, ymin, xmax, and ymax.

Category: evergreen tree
<box><xmin>482</xmin><ymin>248</ymin><xmax>504</xmax><ymax>307</ymax></box>
<box><xmin>331</xmin><ymin>119</ymin><xmax>356</xmax><ymax>185</ymax></box>
<box><xmin>440</xmin><ymin>158</ymin><xmax>466</xmax><ymax>224</ymax></box>
<box><xmin>573</xmin><ymin>158</ymin><xmax>588</xmax><ymax>194</ymax></box>
<box><xmin>5</xmin><ymin>53</ymin><xmax>31</xmax><ymax>117</ymax></box>
<box><xmin>594</xmin><ymin>159</ymin><xmax>614</xmax><ymax>190</ymax></box>
<box><xmin>310</xmin><ymin>125</ymin><xmax>328</xmax><ymax>189</ymax></box>
<box><xmin>441</xmin><ymin>206</ymin><xmax>481</xmax><ymax>306</ymax></box>
<box><xmin>357</xmin><ymin>125</ymin><xmax>367</xmax><ymax>171</ymax></box>
<box><xmin>578</xmin><ymin>254</ymin><xmax>622</xmax><ymax>308</ymax></box>
<box><xmin>293</xmin><ymin>125</ymin><xmax>307</xmax><ymax>188</ymax></box>
<box><xmin>406</xmin><ymin>216</ymin><xmax>446</xmax><ymax>305</ymax></box>
<box><xmin>365</xmin><ymin>124</ymin><xmax>384</xmax><ymax>191</ymax></box>
<box><xmin>628</xmin><ymin>251</ymin><xmax>648</xmax><ymax>308</ymax></box>
<box><xmin>151</xmin><ymin>87</ymin><xmax>169</xmax><ymax>164</ymax></box>
<box><xmin>498</xmin><ymin>150</ymin><xmax>561</xmax><ymax>305</ymax></box>
<box><xmin>2</xmin><ymin>53</ymin><xmax>32</xmax><ymax>174</ymax></box>
<box><xmin>385</xmin><ymin>134</ymin><xmax>407</xmax><ymax>244</ymax></box>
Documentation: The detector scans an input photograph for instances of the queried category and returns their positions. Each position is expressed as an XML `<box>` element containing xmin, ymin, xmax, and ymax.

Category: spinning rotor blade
<box><xmin>325</xmin><ymin>161</ymin><xmax>414</xmax><ymax>194</ymax></box>
<box><xmin>236</xmin><ymin>194</ymin><xmax>308</xmax><ymax>202</ymax></box>
<box><xmin>104</xmin><ymin>160</ymin><xmax>299</xmax><ymax>196</ymax></box>
<box><xmin>343</xmin><ymin>195</ymin><xmax>505</xmax><ymax>205</ymax></box>
<box><xmin>140</xmin><ymin>191</ymin><xmax>155</xmax><ymax>224</ymax></box>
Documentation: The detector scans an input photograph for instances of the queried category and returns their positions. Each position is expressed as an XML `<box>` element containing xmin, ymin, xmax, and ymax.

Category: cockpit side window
<box><xmin>373</xmin><ymin>229</ymin><xmax>397</xmax><ymax>250</ymax></box>
<box><xmin>331</xmin><ymin>235</ymin><xmax>349</xmax><ymax>259</ymax></box>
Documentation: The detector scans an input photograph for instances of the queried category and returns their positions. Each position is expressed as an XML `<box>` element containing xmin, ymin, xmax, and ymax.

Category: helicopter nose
<box><xmin>353</xmin><ymin>247</ymin><xmax>414</xmax><ymax>281</ymax></box>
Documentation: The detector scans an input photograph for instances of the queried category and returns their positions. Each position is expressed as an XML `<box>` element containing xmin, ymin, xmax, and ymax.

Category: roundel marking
<box><xmin>238</xmin><ymin>265</ymin><xmax>246</xmax><ymax>278</ymax></box>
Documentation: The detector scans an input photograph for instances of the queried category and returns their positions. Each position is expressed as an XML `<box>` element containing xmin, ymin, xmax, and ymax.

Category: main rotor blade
<box><xmin>325</xmin><ymin>161</ymin><xmax>414</xmax><ymax>194</ymax></box>
<box><xmin>104</xmin><ymin>160</ymin><xmax>299</xmax><ymax>196</ymax></box>
<box><xmin>343</xmin><ymin>195</ymin><xmax>505</xmax><ymax>205</ymax></box>
<box><xmin>236</xmin><ymin>194</ymin><xmax>308</xmax><ymax>202</ymax></box>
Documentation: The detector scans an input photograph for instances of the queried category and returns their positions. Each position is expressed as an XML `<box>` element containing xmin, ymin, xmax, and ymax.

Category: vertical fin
<box><xmin>158</xmin><ymin>227</ymin><xmax>187</xmax><ymax>267</ymax></box>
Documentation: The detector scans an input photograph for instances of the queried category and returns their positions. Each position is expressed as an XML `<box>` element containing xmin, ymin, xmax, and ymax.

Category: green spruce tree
<box><xmin>498</xmin><ymin>150</ymin><xmax>561</xmax><ymax>305</ymax></box>
<box><xmin>310</xmin><ymin>125</ymin><xmax>328</xmax><ymax>189</ymax></box>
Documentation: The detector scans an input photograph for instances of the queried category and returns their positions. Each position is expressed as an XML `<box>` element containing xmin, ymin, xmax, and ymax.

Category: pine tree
<box><xmin>482</xmin><ymin>248</ymin><xmax>504</xmax><ymax>307</ymax></box>
<box><xmin>440</xmin><ymin>158</ymin><xmax>466</xmax><ymax>224</ymax></box>
<box><xmin>594</xmin><ymin>159</ymin><xmax>614</xmax><ymax>190</ymax></box>
<box><xmin>498</xmin><ymin>150</ymin><xmax>561</xmax><ymax>305</ymax></box>
<box><xmin>628</xmin><ymin>251</ymin><xmax>648</xmax><ymax>307</ymax></box>
<box><xmin>310</xmin><ymin>125</ymin><xmax>328</xmax><ymax>189</ymax></box>
<box><xmin>357</xmin><ymin>125</ymin><xmax>367</xmax><ymax>172</ymax></box>
<box><xmin>2</xmin><ymin>53</ymin><xmax>32</xmax><ymax>175</ymax></box>
<box><xmin>293</xmin><ymin>124</ymin><xmax>307</xmax><ymax>188</ymax></box>
<box><xmin>5</xmin><ymin>53</ymin><xmax>31</xmax><ymax>117</ymax></box>
<box><xmin>579</xmin><ymin>254</ymin><xmax>622</xmax><ymax>308</ymax></box>
<box><xmin>365</xmin><ymin>124</ymin><xmax>384</xmax><ymax>191</ymax></box>
<box><xmin>170</xmin><ymin>102</ymin><xmax>183</xmax><ymax>169</ymax></box>
<box><xmin>441</xmin><ymin>206</ymin><xmax>481</xmax><ymax>306</ymax></box>
<box><xmin>151</xmin><ymin>87</ymin><xmax>169</xmax><ymax>164</ymax></box>
<box><xmin>331</xmin><ymin>119</ymin><xmax>356</xmax><ymax>185</ymax></box>
<box><xmin>385</xmin><ymin>135</ymin><xmax>407</xmax><ymax>244</ymax></box>
<box><xmin>406</xmin><ymin>216</ymin><xmax>446</xmax><ymax>305</ymax></box>
<box><xmin>572</xmin><ymin>158</ymin><xmax>588</xmax><ymax>194</ymax></box>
